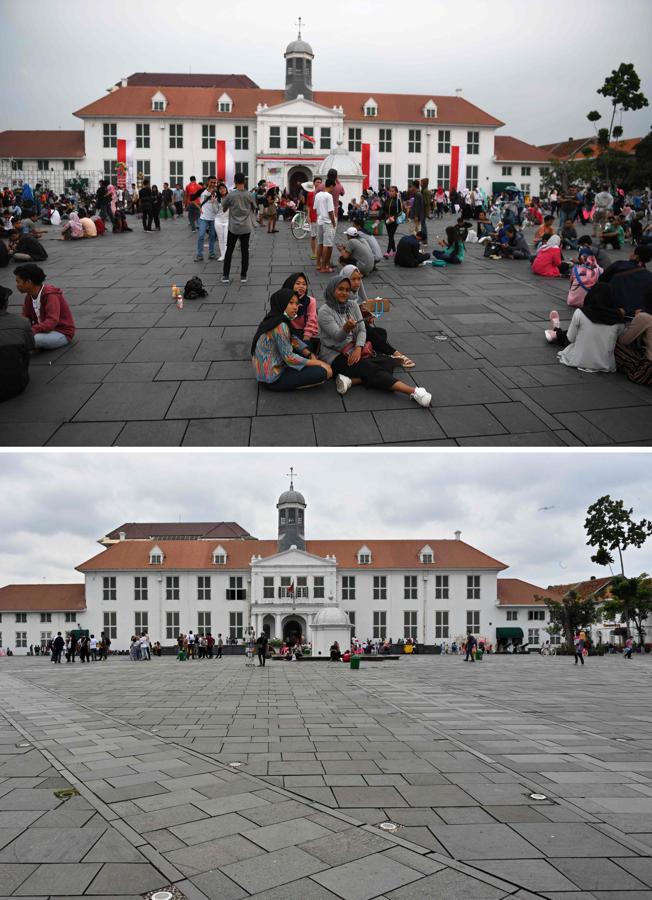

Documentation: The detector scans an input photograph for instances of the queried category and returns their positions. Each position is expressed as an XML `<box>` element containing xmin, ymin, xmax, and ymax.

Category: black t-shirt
<box><xmin>16</xmin><ymin>235</ymin><xmax>47</xmax><ymax>261</ymax></box>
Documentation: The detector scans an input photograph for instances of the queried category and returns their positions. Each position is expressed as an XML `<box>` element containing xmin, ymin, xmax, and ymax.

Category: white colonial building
<box><xmin>1</xmin><ymin>29</ymin><xmax>550</xmax><ymax>198</ymax></box>
<box><xmin>0</xmin><ymin>481</ymin><xmax>617</xmax><ymax>656</ymax></box>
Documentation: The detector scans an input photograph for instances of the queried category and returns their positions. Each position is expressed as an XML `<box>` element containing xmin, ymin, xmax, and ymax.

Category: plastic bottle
<box><xmin>176</xmin><ymin>291</ymin><xmax>184</xmax><ymax>310</ymax></box>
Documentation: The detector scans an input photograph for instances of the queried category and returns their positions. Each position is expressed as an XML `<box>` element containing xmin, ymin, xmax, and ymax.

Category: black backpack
<box><xmin>183</xmin><ymin>276</ymin><xmax>208</xmax><ymax>299</ymax></box>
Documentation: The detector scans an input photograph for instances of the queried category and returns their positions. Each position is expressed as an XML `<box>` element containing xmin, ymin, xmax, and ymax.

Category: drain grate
<box><xmin>54</xmin><ymin>787</ymin><xmax>80</xmax><ymax>800</ymax></box>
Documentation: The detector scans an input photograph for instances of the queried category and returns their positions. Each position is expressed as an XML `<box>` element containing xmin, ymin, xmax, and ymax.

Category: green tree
<box><xmin>584</xmin><ymin>495</ymin><xmax>652</xmax><ymax>576</ymax></box>
<box><xmin>587</xmin><ymin>63</ymin><xmax>648</xmax><ymax>186</ymax></box>
<box><xmin>538</xmin><ymin>590</ymin><xmax>599</xmax><ymax>647</ymax></box>
<box><xmin>601</xmin><ymin>574</ymin><xmax>652</xmax><ymax>645</ymax></box>
<box><xmin>540</xmin><ymin>157</ymin><xmax>597</xmax><ymax>193</ymax></box>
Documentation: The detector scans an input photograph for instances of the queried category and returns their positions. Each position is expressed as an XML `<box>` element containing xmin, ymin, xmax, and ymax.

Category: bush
<box><xmin>269</xmin><ymin>638</ymin><xmax>283</xmax><ymax>648</ymax></box>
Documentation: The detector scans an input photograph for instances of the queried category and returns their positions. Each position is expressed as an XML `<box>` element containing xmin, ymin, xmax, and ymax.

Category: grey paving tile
<box><xmin>85</xmin><ymin>863</ymin><xmax>166</xmax><ymax>894</ymax></box>
<box><xmin>245</xmin><ymin>878</ymin><xmax>341</xmax><ymax>900</ymax></box>
<box><xmin>165</xmin><ymin>833</ymin><xmax>265</xmax><ymax>875</ymax></box>
<box><xmin>15</xmin><ymin>862</ymin><xmax>101</xmax><ymax>895</ymax></box>
<box><xmin>511</xmin><ymin>823</ymin><xmax>636</xmax><ymax>857</ymax></box>
<box><xmin>114</xmin><ymin>420</ymin><xmax>188</xmax><ymax>446</ymax></box>
<box><xmin>0</xmin><ymin>826</ymin><xmax>105</xmax><ymax>863</ymax></box>
<box><xmin>0</xmin><ymin>863</ymin><xmax>38</xmax><ymax>895</ymax></box>
<box><xmin>311</xmin><ymin>851</ymin><xmax>422</xmax><ymax>900</ymax></box>
<box><xmin>472</xmin><ymin>858</ymin><xmax>578</xmax><ymax>891</ymax></box>
<box><xmin>188</xmin><ymin>870</ymin><xmax>248</xmax><ymax>900</ymax></box>
<box><xmin>73</xmin><ymin>382</ymin><xmax>179</xmax><ymax>421</ymax></box>
<box><xmin>46</xmin><ymin>422</ymin><xmax>125</xmax><ymax>446</ymax></box>
<box><xmin>429</xmin><ymin>823</ymin><xmax>543</xmax><ymax>859</ymax></box>
<box><xmin>221</xmin><ymin>845</ymin><xmax>329</xmax><ymax>893</ymax></box>
<box><xmin>298</xmin><ymin>826</ymin><xmax>390</xmax><ymax>865</ymax></box>
<box><xmin>386</xmin><ymin>866</ymin><xmax>508</xmax><ymax>899</ymax></box>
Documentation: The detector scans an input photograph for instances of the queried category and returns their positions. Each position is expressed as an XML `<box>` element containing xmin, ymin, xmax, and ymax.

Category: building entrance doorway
<box><xmin>288</xmin><ymin>167</ymin><xmax>311</xmax><ymax>200</ymax></box>
<box><xmin>262</xmin><ymin>614</ymin><xmax>275</xmax><ymax>639</ymax></box>
<box><xmin>283</xmin><ymin>616</ymin><xmax>306</xmax><ymax>647</ymax></box>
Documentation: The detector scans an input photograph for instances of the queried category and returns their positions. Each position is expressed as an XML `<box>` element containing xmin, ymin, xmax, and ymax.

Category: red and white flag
<box><xmin>300</xmin><ymin>132</ymin><xmax>316</xmax><ymax>145</ymax></box>
<box><xmin>361</xmin><ymin>143</ymin><xmax>378</xmax><ymax>191</ymax></box>
<box><xmin>216</xmin><ymin>139</ymin><xmax>235</xmax><ymax>186</ymax></box>
<box><xmin>116</xmin><ymin>139</ymin><xmax>135</xmax><ymax>189</ymax></box>
<box><xmin>449</xmin><ymin>145</ymin><xmax>467</xmax><ymax>193</ymax></box>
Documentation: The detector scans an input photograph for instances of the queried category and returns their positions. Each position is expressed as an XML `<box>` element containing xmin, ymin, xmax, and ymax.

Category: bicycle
<box><xmin>291</xmin><ymin>210</ymin><xmax>311</xmax><ymax>240</ymax></box>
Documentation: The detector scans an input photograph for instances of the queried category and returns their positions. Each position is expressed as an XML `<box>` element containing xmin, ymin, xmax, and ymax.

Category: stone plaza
<box><xmin>1</xmin><ymin>217</ymin><xmax>651</xmax><ymax>447</ymax></box>
<box><xmin>1</xmin><ymin>653</ymin><xmax>652</xmax><ymax>899</ymax></box>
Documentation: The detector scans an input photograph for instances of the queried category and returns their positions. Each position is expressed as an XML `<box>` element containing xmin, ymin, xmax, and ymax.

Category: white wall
<box><xmin>0</xmin><ymin>611</ymin><xmax>86</xmax><ymax>656</ymax></box>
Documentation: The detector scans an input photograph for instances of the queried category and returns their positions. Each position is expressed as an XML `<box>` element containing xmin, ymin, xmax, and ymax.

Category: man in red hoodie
<box><xmin>14</xmin><ymin>263</ymin><xmax>76</xmax><ymax>349</ymax></box>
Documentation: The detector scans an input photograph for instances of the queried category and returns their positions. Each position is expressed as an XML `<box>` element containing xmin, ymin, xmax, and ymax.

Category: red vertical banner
<box><xmin>216</xmin><ymin>140</ymin><xmax>225</xmax><ymax>182</ymax></box>
<box><xmin>449</xmin><ymin>146</ymin><xmax>460</xmax><ymax>191</ymax></box>
<box><xmin>116</xmin><ymin>139</ymin><xmax>127</xmax><ymax>189</ymax></box>
<box><xmin>361</xmin><ymin>143</ymin><xmax>370</xmax><ymax>191</ymax></box>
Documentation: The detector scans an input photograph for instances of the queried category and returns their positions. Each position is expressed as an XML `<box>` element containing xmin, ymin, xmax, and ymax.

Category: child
<box><xmin>265</xmin><ymin>190</ymin><xmax>278</xmax><ymax>234</ymax></box>
<box><xmin>534</xmin><ymin>215</ymin><xmax>555</xmax><ymax>248</ymax></box>
<box><xmin>560</xmin><ymin>219</ymin><xmax>579</xmax><ymax>250</ymax></box>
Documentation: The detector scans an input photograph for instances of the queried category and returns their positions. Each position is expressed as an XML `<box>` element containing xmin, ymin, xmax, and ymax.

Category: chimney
<box><xmin>455</xmin><ymin>88</ymin><xmax>463</xmax><ymax>97</ymax></box>
<box><xmin>119</xmin><ymin>531</ymin><xmax>126</xmax><ymax>541</ymax></box>
<box><xmin>121</xmin><ymin>77</ymin><xmax>128</xmax><ymax>87</ymax></box>
<box><xmin>454</xmin><ymin>530</ymin><xmax>461</xmax><ymax>541</ymax></box>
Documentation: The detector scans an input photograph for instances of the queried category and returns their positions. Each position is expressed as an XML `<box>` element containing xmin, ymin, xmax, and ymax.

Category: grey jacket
<box><xmin>221</xmin><ymin>189</ymin><xmax>257</xmax><ymax>234</ymax></box>
<box><xmin>318</xmin><ymin>302</ymin><xmax>366</xmax><ymax>364</ymax></box>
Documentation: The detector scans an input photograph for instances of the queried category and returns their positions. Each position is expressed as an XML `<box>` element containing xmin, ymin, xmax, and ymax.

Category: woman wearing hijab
<box><xmin>281</xmin><ymin>272</ymin><xmax>319</xmax><ymax>353</ymax></box>
<box><xmin>252</xmin><ymin>288</ymin><xmax>332</xmax><ymax>391</ymax></box>
<box><xmin>545</xmin><ymin>283</ymin><xmax>624</xmax><ymax>372</ymax></box>
<box><xmin>318</xmin><ymin>274</ymin><xmax>431</xmax><ymax>406</ymax></box>
<box><xmin>531</xmin><ymin>234</ymin><xmax>569</xmax><ymax>277</ymax></box>
<box><xmin>431</xmin><ymin>226</ymin><xmax>465</xmax><ymax>265</ymax></box>
<box><xmin>339</xmin><ymin>264</ymin><xmax>415</xmax><ymax>367</ymax></box>
<box><xmin>60</xmin><ymin>212</ymin><xmax>84</xmax><ymax>241</ymax></box>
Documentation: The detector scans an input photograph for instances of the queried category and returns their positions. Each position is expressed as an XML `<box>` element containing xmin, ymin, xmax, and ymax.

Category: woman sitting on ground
<box><xmin>60</xmin><ymin>212</ymin><xmax>84</xmax><ymax>240</ymax></box>
<box><xmin>281</xmin><ymin>272</ymin><xmax>319</xmax><ymax>353</ymax></box>
<box><xmin>431</xmin><ymin>226</ymin><xmax>465</xmax><ymax>265</ymax></box>
<box><xmin>615</xmin><ymin>310</ymin><xmax>652</xmax><ymax>385</ymax></box>
<box><xmin>252</xmin><ymin>288</ymin><xmax>332</xmax><ymax>391</ymax></box>
<box><xmin>544</xmin><ymin>283</ymin><xmax>624</xmax><ymax>373</ymax></box>
<box><xmin>339</xmin><ymin>264</ymin><xmax>415</xmax><ymax>367</ymax></box>
<box><xmin>531</xmin><ymin>234</ymin><xmax>569</xmax><ymax>276</ymax></box>
<box><xmin>318</xmin><ymin>274</ymin><xmax>432</xmax><ymax>406</ymax></box>
<box><xmin>330</xmin><ymin>642</ymin><xmax>342</xmax><ymax>661</ymax></box>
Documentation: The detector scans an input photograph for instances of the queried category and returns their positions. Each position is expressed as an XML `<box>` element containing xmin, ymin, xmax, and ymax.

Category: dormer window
<box><xmin>357</xmin><ymin>546</ymin><xmax>372</xmax><ymax>565</ymax></box>
<box><xmin>213</xmin><ymin>545</ymin><xmax>227</xmax><ymax>565</ymax></box>
<box><xmin>364</xmin><ymin>98</ymin><xmax>378</xmax><ymax>117</ymax></box>
<box><xmin>151</xmin><ymin>91</ymin><xmax>167</xmax><ymax>112</ymax></box>
<box><xmin>423</xmin><ymin>100</ymin><xmax>438</xmax><ymax>119</ymax></box>
<box><xmin>149</xmin><ymin>546</ymin><xmax>163</xmax><ymax>565</ymax></box>
<box><xmin>419</xmin><ymin>545</ymin><xmax>434</xmax><ymax>564</ymax></box>
<box><xmin>218</xmin><ymin>92</ymin><xmax>232</xmax><ymax>113</ymax></box>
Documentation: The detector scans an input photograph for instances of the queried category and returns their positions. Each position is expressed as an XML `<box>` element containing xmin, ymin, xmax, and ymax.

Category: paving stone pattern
<box><xmin>1</xmin><ymin>655</ymin><xmax>652</xmax><ymax>898</ymax></box>
<box><xmin>2</xmin><ymin>216</ymin><xmax>649</xmax><ymax>447</ymax></box>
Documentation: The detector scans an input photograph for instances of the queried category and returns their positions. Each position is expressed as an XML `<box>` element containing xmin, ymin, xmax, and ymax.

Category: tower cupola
<box><xmin>284</xmin><ymin>19</ymin><xmax>314</xmax><ymax>101</ymax></box>
<box><xmin>277</xmin><ymin>468</ymin><xmax>306</xmax><ymax>552</ymax></box>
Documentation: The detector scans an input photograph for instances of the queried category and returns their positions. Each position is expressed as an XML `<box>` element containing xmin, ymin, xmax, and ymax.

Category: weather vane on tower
<box><xmin>286</xmin><ymin>467</ymin><xmax>298</xmax><ymax>490</ymax></box>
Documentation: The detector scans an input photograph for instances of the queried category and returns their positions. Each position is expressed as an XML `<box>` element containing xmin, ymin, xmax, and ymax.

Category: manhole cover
<box><xmin>530</xmin><ymin>793</ymin><xmax>547</xmax><ymax>801</ymax></box>
<box><xmin>379</xmin><ymin>821</ymin><xmax>400</xmax><ymax>832</ymax></box>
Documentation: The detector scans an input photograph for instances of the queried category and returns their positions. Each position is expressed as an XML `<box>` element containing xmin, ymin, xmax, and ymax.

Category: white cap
<box><xmin>345</xmin><ymin>226</ymin><xmax>358</xmax><ymax>236</ymax></box>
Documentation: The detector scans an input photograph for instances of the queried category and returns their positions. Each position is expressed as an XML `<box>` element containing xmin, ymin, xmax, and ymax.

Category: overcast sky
<box><xmin>1</xmin><ymin>451</ymin><xmax>651</xmax><ymax>589</ymax></box>
<box><xmin>1</xmin><ymin>1</ymin><xmax>650</xmax><ymax>144</ymax></box>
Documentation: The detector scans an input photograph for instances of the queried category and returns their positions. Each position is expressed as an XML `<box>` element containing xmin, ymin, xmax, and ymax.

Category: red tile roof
<box><xmin>0</xmin><ymin>131</ymin><xmax>86</xmax><ymax>160</ymax></box>
<box><xmin>103</xmin><ymin>522</ymin><xmax>254</xmax><ymax>542</ymax></box>
<box><xmin>538</xmin><ymin>137</ymin><xmax>641</xmax><ymax>160</ymax></box>
<box><xmin>0</xmin><ymin>584</ymin><xmax>86</xmax><ymax>612</ymax></box>
<box><xmin>546</xmin><ymin>577</ymin><xmax>613</xmax><ymax>600</ymax></box>
<box><xmin>74</xmin><ymin>86</ymin><xmax>504</xmax><ymax>126</ymax></box>
<box><xmin>494</xmin><ymin>136</ymin><xmax>550</xmax><ymax>162</ymax></box>
<box><xmin>497</xmin><ymin>578</ymin><xmax>564</xmax><ymax>606</ymax></box>
<box><xmin>77</xmin><ymin>539</ymin><xmax>508</xmax><ymax>572</ymax></box>
<box><xmin>124</xmin><ymin>72</ymin><xmax>259</xmax><ymax>89</ymax></box>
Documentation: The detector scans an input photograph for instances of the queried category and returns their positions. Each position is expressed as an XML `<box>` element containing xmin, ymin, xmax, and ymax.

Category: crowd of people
<box><xmin>2</xmin><ymin>172</ymin><xmax>651</xmax><ymax>415</ymax></box>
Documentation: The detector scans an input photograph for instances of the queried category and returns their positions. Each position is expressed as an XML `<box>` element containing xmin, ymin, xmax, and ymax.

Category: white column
<box><xmin>274</xmin><ymin>613</ymin><xmax>282</xmax><ymax>640</ymax></box>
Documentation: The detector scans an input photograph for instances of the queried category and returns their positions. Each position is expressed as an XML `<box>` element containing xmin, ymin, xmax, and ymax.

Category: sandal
<box><xmin>393</xmin><ymin>352</ymin><xmax>416</xmax><ymax>368</ymax></box>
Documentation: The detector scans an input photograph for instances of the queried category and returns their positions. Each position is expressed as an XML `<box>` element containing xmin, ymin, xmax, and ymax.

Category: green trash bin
<box><xmin>178</xmin><ymin>650</ymin><xmax>187</xmax><ymax>661</ymax></box>
<box><xmin>350</xmin><ymin>656</ymin><xmax>361</xmax><ymax>670</ymax></box>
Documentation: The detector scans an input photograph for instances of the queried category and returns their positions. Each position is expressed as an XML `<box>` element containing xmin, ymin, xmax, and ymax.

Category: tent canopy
<box><xmin>496</xmin><ymin>627</ymin><xmax>524</xmax><ymax>640</ymax></box>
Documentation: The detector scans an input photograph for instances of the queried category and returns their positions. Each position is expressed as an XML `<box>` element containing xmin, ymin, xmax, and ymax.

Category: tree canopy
<box><xmin>584</xmin><ymin>495</ymin><xmax>652</xmax><ymax>576</ymax></box>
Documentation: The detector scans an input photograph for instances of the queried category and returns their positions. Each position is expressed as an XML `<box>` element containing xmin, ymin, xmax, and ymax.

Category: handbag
<box><xmin>341</xmin><ymin>340</ymin><xmax>374</xmax><ymax>359</ymax></box>
<box><xmin>397</xmin><ymin>211</ymin><xmax>406</xmax><ymax>224</ymax></box>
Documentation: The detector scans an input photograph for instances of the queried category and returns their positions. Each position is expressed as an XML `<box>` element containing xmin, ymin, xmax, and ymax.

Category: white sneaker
<box><xmin>218</xmin><ymin>256</ymin><xmax>225</xmax><ymax>261</ymax></box>
<box><xmin>336</xmin><ymin>374</ymin><xmax>352</xmax><ymax>395</ymax></box>
<box><xmin>411</xmin><ymin>387</ymin><xmax>432</xmax><ymax>407</ymax></box>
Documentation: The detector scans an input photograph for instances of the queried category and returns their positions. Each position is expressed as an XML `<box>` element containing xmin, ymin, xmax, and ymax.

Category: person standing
<box><xmin>257</xmin><ymin>631</ymin><xmax>269</xmax><ymax>667</ymax></box>
<box><xmin>409</xmin><ymin>181</ymin><xmax>426</xmax><ymax>244</ymax></box>
<box><xmin>216</xmin><ymin>633</ymin><xmax>223</xmax><ymax>659</ymax></box>
<box><xmin>464</xmin><ymin>633</ymin><xmax>477</xmax><ymax>662</ymax></box>
<box><xmin>221</xmin><ymin>172</ymin><xmax>257</xmax><ymax>284</ymax></box>
<box><xmin>173</xmin><ymin>184</ymin><xmax>184</xmax><ymax>218</ymax></box>
<box><xmin>301</xmin><ymin>176</ymin><xmax>322</xmax><ymax>260</ymax></box>
<box><xmin>89</xmin><ymin>634</ymin><xmax>97</xmax><ymax>662</ymax></box>
<box><xmin>195</xmin><ymin>176</ymin><xmax>219</xmax><ymax>261</ymax></box>
<box><xmin>214</xmin><ymin>182</ymin><xmax>229</xmax><ymax>260</ymax></box>
<box><xmin>184</xmin><ymin>176</ymin><xmax>202</xmax><ymax>231</ymax></box>
<box><xmin>315</xmin><ymin>178</ymin><xmax>336</xmax><ymax>273</ymax></box>
<box><xmin>382</xmin><ymin>186</ymin><xmax>402</xmax><ymax>257</ymax></box>
<box><xmin>139</xmin><ymin>180</ymin><xmax>153</xmax><ymax>232</ymax></box>
<box><xmin>51</xmin><ymin>632</ymin><xmax>64</xmax><ymax>664</ymax></box>
<box><xmin>161</xmin><ymin>182</ymin><xmax>174</xmax><ymax>219</ymax></box>
<box><xmin>593</xmin><ymin>184</ymin><xmax>615</xmax><ymax>237</ymax></box>
<box><xmin>574</xmin><ymin>634</ymin><xmax>585</xmax><ymax>665</ymax></box>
